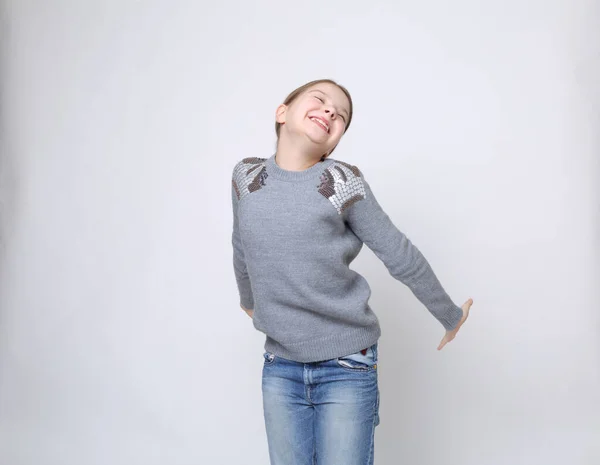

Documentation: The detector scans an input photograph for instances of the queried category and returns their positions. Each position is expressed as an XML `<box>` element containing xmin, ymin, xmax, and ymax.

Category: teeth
<box><xmin>310</xmin><ymin>117</ymin><xmax>329</xmax><ymax>132</ymax></box>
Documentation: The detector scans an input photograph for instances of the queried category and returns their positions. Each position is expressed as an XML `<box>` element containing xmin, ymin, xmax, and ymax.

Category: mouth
<box><xmin>309</xmin><ymin>116</ymin><xmax>330</xmax><ymax>134</ymax></box>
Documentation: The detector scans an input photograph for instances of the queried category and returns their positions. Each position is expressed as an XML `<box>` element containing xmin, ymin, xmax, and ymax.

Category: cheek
<box><xmin>298</xmin><ymin>99</ymin><xmax>320</xmax><ymax>114</ymax></box>
<box><xmin>333</xmin><ymin>122</ymin><xmax>346</xmax><ymax>137</ymax></box>
<box><xmin>290</xmin><ymin>104</ymin><xmax>310</xmax><ymax>122</ymax></box>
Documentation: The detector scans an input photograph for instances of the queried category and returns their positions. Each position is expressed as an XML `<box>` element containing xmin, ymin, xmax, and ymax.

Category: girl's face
<box><xmin>276</xmin><ymin>82</ymin><xmax>351</xmax><ymax>155</ymax></box>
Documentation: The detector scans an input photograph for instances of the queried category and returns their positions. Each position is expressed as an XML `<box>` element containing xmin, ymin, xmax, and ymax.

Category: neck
<box><xmin>275</xmin><ymin>135</ymin><xmax>325</xmax><ymax>171</ymax></box>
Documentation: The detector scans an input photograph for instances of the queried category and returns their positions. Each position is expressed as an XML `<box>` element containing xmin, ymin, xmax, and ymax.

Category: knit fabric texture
<box><xmin>231</xmin><ymin>153</ymin><xmax>462</xmax><ymax>362</ymax></box>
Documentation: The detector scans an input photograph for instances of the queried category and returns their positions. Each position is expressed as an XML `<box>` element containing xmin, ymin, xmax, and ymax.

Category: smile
<box><xmin>309</xmin><ymin>117</ymin><xmax>329</xmax><ymax>133</ymax></box>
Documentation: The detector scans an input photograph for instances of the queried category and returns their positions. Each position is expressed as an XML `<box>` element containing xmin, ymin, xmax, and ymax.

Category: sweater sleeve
<box><xmin>343</xmin><ymin>172</ymin><xmax>462</xmax><ymax>331</ymax></box>
<box><xmin>231</xmin><ymin>177</ymin><xmax>254</xmax><ymax>310</ymax></box>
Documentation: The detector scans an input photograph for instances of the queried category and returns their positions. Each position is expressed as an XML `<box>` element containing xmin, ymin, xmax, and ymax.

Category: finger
<box><xmin>438</xmin><ymin>336</ymin><xmax>448</xmax><ymax>351</ymax></box>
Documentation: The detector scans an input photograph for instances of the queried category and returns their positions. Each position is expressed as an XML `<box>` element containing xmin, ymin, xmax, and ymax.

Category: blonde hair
<box><xmin>275</xmin><ymin>79</ymin><xmax>353</xmax><ymax>159</ymax></box>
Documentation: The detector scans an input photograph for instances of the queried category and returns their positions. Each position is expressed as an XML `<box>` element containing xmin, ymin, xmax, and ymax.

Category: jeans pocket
<box><xmin>263</xmin><ymin>351</ymin><xmax>276</xmax><ymax>365</ymax></box>
<box><xmin>336</xmin><ymin>344</ymin><xmax>378</xmax><ymax>372</ymax></box>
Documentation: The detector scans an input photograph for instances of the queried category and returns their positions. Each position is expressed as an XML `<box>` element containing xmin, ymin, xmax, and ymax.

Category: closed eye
<box><xmin>313</xmin><ymin>95</ymin><xmax>346</xmax><ymax>123</ymax></box>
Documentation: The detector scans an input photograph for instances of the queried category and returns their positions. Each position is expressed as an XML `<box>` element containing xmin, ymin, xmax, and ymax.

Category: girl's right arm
<box><xmin>241</xmin><ymin>305</ymin><xmax>254</xmax><ymax>319</ymax></box>
<box><xmin>232</xmin><ymin>166</ymin><xmax>255</xmax><ymax>315</ymax></box>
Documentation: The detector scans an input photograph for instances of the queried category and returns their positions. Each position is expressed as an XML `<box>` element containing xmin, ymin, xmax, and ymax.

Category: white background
<box><xmin>0</xmin><ymin>1</ymin><xmax>598</xmax><ymax>464</ymax></box>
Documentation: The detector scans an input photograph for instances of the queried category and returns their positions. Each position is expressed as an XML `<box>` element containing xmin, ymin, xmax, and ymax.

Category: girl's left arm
<box><xmin>344</xmin><ymin>171</ymin><xmax>465</xmax><ymax>333</ymax></box>
<box><xmin>231</xmin><ymin>172</ymin><xmax>255</xmax><ymax>313</ymax></box>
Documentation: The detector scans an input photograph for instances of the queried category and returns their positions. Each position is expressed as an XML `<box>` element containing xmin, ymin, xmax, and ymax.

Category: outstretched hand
<box><xmin>438</xmin><ymin>298</ymin><xmax>474</xmax><ymax>350</ymax></box>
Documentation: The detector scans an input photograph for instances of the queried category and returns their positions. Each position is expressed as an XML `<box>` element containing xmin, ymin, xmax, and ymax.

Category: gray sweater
<box><xmin>231</xmin><ymin>154</ymin><xmax>462</xmax><ymax>362</ymax></box>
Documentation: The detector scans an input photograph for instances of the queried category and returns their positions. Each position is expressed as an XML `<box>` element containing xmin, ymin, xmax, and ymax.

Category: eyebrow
<box><xmin>308</xmin><ymin>89</ymin><xmax>350</xmax><ymax>119</ymax></box>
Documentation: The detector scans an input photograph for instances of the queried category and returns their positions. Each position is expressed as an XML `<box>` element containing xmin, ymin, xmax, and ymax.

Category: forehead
<box><xmin>304</xmin><ymin>83</ymin><xmax>350</xmax><ymax>111</ymax></box>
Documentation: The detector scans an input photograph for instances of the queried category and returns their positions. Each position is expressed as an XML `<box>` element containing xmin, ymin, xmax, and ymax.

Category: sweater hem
<box><xmin>263</xmin><ymin>325</ymin><xmax>382</xmax><ymax>363</ymax></box>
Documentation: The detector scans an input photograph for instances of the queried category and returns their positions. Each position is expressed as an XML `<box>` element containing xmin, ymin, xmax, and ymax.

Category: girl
<box><xmin>231</xmin><ymin>79</ymin><xmax>473</xmax><ymax>465</ymax></box>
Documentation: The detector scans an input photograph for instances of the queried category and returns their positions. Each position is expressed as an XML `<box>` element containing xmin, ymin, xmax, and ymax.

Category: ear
<box><xmin>275</xmin><ymin>104</ymin><xmax>287</xmax><ymax>124</ymax></box>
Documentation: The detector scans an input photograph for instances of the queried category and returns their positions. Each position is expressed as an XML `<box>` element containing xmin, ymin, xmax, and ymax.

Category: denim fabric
<box><xmin>262</xmin><ymin>343</ymin><xmax>380</xmax><ymax>465</ymax></box>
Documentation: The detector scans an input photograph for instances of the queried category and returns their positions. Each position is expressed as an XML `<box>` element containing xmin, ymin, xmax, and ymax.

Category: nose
<box><xmin>324</xmin><ymin>107</ymin><xmax>336</xmax><ymax>119</ymax></box>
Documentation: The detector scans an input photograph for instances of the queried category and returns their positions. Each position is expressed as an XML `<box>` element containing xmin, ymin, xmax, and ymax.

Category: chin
<box><xmin>305</xmin><ymin>130</ymin><xmax>332</xmax><ymax>144</ymax></box>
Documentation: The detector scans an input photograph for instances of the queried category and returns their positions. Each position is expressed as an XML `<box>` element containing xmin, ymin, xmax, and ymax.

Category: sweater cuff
<box><xmin>438</xmin><ymin>304</ymin><xmax>463</xmax><ymax>331</ymax></box>
<box><xmin>238</xmin><ymin>284</ymin><xmax>255</xmax><ymax>310</ymax></box>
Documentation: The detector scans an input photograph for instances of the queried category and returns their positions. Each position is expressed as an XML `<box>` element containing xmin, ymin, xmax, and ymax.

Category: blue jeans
<box><xmin>262</xmin><ymin>343</ymin><xmax>380</xmax><ymax>465</ymax></box>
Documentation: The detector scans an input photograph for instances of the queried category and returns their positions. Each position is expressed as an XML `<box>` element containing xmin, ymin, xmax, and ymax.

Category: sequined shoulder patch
<box><xmin>317</xmin><ymin>161</ymin><xmax>366</xmax><ymax>214</ymax></box>
<box><xmin>232</xmin><ymin>157</ymin><xmax>269</xmax><ymax>201</ymax></box>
